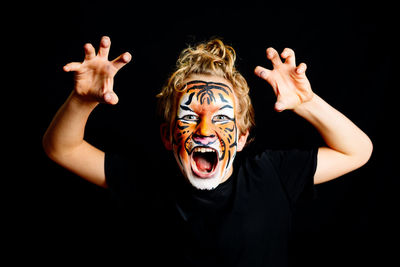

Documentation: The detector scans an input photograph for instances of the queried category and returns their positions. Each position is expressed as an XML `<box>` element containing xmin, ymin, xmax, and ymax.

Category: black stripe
<box><xmin>184</xmin><ymin>92</ymin><xmax>195</xmax><ymax>105</ymax></box>
<box><xmin>219</xmin><ymin>104</ymin><xmax>233</xmax><ymax>110</ymax></box>
<box><xmin>179</xmin><ymin>105</ymin><xmax>193</xmax><ymax>111</ymax></box>
<box><xmin>185</xmin><ymin>81</ymin><xmax>232</xmax><ymax>94</ymax></box>
<box><xmin>177</xmin><ymin>124</ymin><xmax>189</xmax><ymax>130</ymax></box>
<box><xmin>219</xmin><ymin>93</ymin><xmax>229</xmax><ymax>103</ymax></box>
<box><xmin>226</xmin><ymin>150</ymin><xmax>231</xmax><ymax>169</ymax></box>
<box><xmin>186</xmin><ymin>80</ymin><xmax>232</xmax><ymax>91</ymax></box>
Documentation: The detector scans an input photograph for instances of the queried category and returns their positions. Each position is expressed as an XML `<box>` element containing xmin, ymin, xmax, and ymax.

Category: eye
<box><xmin>181</xmin><ymin>114</ymin><xmax>199</xmax><ymax>121</ymax></box>
<box><xmin>213</xmin><ymin>115</ymin><xmax>230</xmax><ymax>122</ymax></box>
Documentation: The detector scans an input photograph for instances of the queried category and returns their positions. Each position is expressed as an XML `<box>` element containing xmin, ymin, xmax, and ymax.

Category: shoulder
<box><xmin>238</xmin><ymin>148</ymin><xmax>311</xmax><ymax>172</ymax></box>
<box><xmin>235</xmin><ymin>147</ymin><xmax>318</xmax><ymax>188</ymax></box>
<box><xmin>234</xmin><ymin>149</ymin><xmax>282</xmax><ymax>184</ymax></box>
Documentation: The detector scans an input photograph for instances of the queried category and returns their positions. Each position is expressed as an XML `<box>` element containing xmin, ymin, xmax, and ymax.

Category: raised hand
<box><xmin>63</xmin><ymin>36</ymin><xmax>131</xmax><ymax>105</ymax></box>
<box><xmin>254</xmin><ymin>47</ymin><xmax>313</xmax><ymax>112</ymax></box>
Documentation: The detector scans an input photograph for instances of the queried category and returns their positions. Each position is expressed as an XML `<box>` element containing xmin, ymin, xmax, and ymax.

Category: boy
<box><xmin>43</xmin><ymin>36</ymin><xmax>372</xmax><ymax>266</ymax></box>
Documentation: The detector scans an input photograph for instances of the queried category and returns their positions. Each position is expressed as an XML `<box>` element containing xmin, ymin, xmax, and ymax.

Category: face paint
<box><xmin>172</xmin><ymin>79</ymin><xmax>238</xmax><ymax>190</ymax></box>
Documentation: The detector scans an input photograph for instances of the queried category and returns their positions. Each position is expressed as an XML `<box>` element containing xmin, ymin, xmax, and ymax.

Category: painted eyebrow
<box><xmin>219</xmin><ymin>105</ymin><xmax>233</xmax><ymax>110</ymax></box>
<box><xmin>179</xmin><ymin>105</ymin><xmax>193</xmax><ymax>112</ymax></box>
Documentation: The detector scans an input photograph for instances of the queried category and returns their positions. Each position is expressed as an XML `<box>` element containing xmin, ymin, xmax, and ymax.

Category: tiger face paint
<box><xmin>172</xmin><ymin>78</ymin><xmax>238</xmax><ymax>190</ymax></box>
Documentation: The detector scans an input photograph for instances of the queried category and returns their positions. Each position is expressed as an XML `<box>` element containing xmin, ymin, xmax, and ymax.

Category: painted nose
<box><xmin>193</xmin><ymin>134</ymin><xmax>217</xmax><ymax>146</ymax></box>
<box><xmin>193</xmin><ymin>118</ymin><xmax>217</xmax><ymax>145</ymax></box>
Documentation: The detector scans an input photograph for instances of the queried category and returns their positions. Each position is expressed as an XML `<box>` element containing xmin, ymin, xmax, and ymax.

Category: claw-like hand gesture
<box><xmin>63</xmin><ymin>36</ymin><xmax>131</xmax><ymax>105</ymax></box>
<box><xmin>255</xmin><ymin>48</ymin><xmax>314</xmax><ymax>112</ymax></box>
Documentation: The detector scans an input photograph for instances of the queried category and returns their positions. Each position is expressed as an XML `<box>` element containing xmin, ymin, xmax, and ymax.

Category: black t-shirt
<box><xmin>104</xmin><ymin>148</ymin><xmax>318</xmax><ymax>267</ymax></box>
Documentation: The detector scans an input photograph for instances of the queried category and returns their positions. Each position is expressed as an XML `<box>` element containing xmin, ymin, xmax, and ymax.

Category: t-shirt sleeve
<box><xmin>263</xmin><ymin>148</ymin><xmax>318</xmax><ymax>205</ymax></box>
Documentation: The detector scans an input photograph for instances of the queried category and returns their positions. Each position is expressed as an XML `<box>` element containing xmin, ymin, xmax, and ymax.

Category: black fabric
<box><xmin>104</xmin><ymin>148</ymin><xmax>318</xmax><ymax>267</ymax></box>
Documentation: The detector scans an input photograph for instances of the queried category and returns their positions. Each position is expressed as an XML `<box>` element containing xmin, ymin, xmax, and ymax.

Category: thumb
<box><xmin>103</xmin><ymin>91</ymin><xmax>119</xmax><ymax>105</ymax></box>
<box><xmin>274</xmin><ymin>95</ymin><xmax>287</xmax><ymax>112</ymax></box>
<box><xmin>274</xmin><ymin>101</ymin><xmax>285</xmax><ymax>112</ymax></box>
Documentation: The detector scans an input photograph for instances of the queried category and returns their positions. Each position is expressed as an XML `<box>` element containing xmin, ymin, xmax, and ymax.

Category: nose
<box><xmin>193</xmin><ymin>118</ymin><xmax>217</xmax><ymax>145</ymax></box>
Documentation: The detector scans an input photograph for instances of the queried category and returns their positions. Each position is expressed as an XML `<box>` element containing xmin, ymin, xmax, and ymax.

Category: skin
<box><xmin>42</xmin><ymin>36</ymin><xmax>373</xmax><ymax>189</ymax></box>
<box><xmin>254</xmin><ymin>47</ymin><xmax>373</xmax><ymax>183</ymax></box>
<box><xmin>168</xmin><ymin>77</ymin><xmax>245</xmax><ymax>190</ymax></box>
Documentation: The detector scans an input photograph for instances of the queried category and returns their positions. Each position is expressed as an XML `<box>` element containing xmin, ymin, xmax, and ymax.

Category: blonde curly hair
<box><xmin>156</xmin><ymin>38</ymin><xmax>255</xmax><ymax>142</ymax></box>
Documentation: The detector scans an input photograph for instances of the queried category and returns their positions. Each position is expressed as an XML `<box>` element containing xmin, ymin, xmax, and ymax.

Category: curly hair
<box><xmin>156</xmin><ymin>38</ymin><xmax>255</xmax><ymax>142</ymax></box>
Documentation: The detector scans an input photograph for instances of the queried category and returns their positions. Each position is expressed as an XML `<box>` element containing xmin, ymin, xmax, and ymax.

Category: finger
<box><xmin>98</xmin><ymin>36</ymin><xmax>111</xmax><ymax>59</ymax></box>
<box><xmin>254</xmin><ymin>66</ymin><xmax>272</xmax><ymax>81</ymax></box>
<box><xmin>295</xmin><ymin>63</ymin><xmax>307</xmax><ymax>75</ymax></box>
<box><xmin>281</xmin><ymin>48</ymin><xmax>296</xmax><ymax>66</ymax></box>
<box><xmin>112</xmin><ymin>52</ymin><xmax>132</xmax><ymax>70</ymax></box>
<box><xmin>63</xmin><ymin>62</ymin><xmax>81</xmax><ymax>72</ymax></box>
<box><xmin>266</xmin><ymin>47</ymin><xmax>282</xmax><ymax>67</ymax></box>
<box><xmin>84</xmin><ymin>43</ymin><xmax>96</xmax><ymax>60</ymax></box>
<box><xmin>103</xmin><ymin>91</ymin><xmax>119</xmax><ymax>105</ymax></box>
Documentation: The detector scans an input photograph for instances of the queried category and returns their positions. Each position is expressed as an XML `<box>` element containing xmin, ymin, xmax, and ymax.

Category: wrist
<box><xmin>68</xmin><ymin>91</ymin><xmax>99</xmax><ymax>111</ymax></box>
<box><xmin>293</xmin><ymin>93</ymin><xmax>319</xmax><ymax>116</ymax></box>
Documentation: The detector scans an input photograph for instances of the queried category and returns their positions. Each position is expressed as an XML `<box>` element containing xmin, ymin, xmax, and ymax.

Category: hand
<box><xmin>254</xmin><ymin>48</ymin><xmax>313</xmax><ymax>112</ymax></box>
<box><xmin>63</xmin><ymin>36</ymin><xmax>131</xmax><ymax>105</ymax></box>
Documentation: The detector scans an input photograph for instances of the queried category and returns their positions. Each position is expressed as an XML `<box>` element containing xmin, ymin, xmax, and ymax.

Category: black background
<box><xmin>10</xmin><ymin>0</ymin><xmax>398</xmax><ymax>266</ymax></box>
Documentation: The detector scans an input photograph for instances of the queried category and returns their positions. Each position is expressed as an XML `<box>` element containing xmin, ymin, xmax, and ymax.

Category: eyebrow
<box><xmin>219</xmin><ymin>105</ymin><xmax>233</xmax><ymax>110</ymax></box>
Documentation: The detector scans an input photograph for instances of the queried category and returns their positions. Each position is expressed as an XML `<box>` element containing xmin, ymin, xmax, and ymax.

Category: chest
<box><xmin>173</xmin><ymin>177</ymin><xmax>292</xmax><ymax>264</ymax></box>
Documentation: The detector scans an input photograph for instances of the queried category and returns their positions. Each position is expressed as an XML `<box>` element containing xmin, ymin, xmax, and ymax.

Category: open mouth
<box><xmin>190</xmin><ymin>147</ymin><xmax>219</xmax><ymax>178</ymax></box>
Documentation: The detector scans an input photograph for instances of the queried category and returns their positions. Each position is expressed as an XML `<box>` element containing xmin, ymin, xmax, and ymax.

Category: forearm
<box><xmin>294</xmin><ymin>94</ymin><xmax>373</xmax><ymax>161</ymax></box>
<box><xmin>42</xmin><ymin>91</ymin><xmax>98</xmax><ymax>159</ymax></box>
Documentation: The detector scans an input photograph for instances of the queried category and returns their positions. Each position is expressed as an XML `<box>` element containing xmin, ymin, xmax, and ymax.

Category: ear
<box><xmin>237</xmin><ymin>130</ymin><xmax>249</xmax><ymax>152</ymax></box>
<box><xmin>160</xmin><ymin>123</ymin><xmax>172</xmax><ymax>150</ymax></box>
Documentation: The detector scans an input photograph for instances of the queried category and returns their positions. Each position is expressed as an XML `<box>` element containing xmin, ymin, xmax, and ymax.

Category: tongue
<box><xmin>195</xmin><ymin>156</ymin><xmax>213</xmax><ymax>172</ymax></box>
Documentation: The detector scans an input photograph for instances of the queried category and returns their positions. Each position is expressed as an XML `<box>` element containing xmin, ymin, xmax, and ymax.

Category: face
<box><xmin>169</xmin><ymin>75</ymin><xmax>241</xmax><ymax>190</ymax></box>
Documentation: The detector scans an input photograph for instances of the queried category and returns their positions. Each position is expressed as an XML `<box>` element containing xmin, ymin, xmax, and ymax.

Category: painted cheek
<box><xmin>218</xmin><ymin>123</ymin><xmax>235</xmax><ymax>145</ymax></box>
<box><xmin>173</xmin><ymin>120</ymin><xmax>195</xmax><ymax>161</ymax></box>
<box><xmin>173</xmin><ymin>121</ymin><xmax>192</xmax><ymax>144</ymax></box>
<box><xmin>217</xmin><ymin>121</ymin><xmax>237</xmax><ymax>166</ymax></box>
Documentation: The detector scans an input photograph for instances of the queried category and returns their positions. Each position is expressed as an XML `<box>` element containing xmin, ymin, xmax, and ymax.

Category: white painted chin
<box><xmin>187</xmin><ymin>170</ymin><xmax>222</xmax><ymax>190</ymax></box>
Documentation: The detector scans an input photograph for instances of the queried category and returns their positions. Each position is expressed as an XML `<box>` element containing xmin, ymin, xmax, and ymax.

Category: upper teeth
<box><xmin>193</xmin><ymin>147</ymin><xmax>214</xmax><ymax>153</ymax></box>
